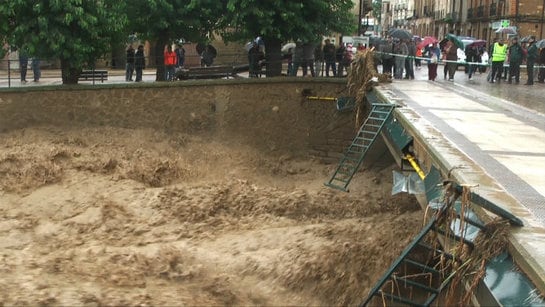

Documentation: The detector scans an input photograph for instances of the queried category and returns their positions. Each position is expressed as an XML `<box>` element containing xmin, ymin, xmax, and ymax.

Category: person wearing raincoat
<box><xmin>525</xmin><ymin>37</ymin><xmax>538</xmax><ymax>85</ymax></box>
<box><xmin>507</xmin><ymin>37</ymin><xmax>524</xmax><ymax>84</ymax></box>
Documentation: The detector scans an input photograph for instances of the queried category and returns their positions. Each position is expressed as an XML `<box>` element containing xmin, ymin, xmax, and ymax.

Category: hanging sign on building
<box><xmin>491</xmin><ymin>20</ymin><xmax>510</xmax><ymax>29</ymax></box>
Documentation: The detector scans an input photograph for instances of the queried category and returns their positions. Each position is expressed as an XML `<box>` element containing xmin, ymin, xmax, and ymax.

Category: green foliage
<box><xmin>221</xmin><ymin>0</ymin><xmax>356</xmax><ymax>43</ymax></box>
<box><xmin>0</xmin><ymin>0</ymin><xmax>127</xmax><ymax>83</ymax></box>
<box><xmin>126</xmin><ymin>0</ymin><xmax>226</xmax><ymax>80</ymax></box>
<box><xmin>127</xmin><ymin>0</ymin><xmax>225</xmax><ymax>44</ymax></box>
<box><xmin>373</xmin><ymin>0</ymin><xmax>382</xmax><ymax>23</ymax></box>
<box><xmin>1</xmin><ymin>0</ymin><xmax>357</xmax><ymax>80</ymax></box>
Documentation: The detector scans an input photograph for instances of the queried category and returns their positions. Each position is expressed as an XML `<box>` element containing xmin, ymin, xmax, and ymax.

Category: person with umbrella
<box><xmin>393</xmin><ymin>38</ymin><xmax>408</xmax><ymax>79</ymax></box>
<box><xmin>379</xmin><ymin>36</ymin><xmax>395</xmax><ymax>75</ymax></box>
<box><xmin>290</xmin><ymin>42</ymin><xmax>305</xmax><ymax>76</ymax></box>
<box><xmin>404</xmin><ymin>38</ymin><xmax>416</xmax><ymax>79</ymax></box>
<box><xmin>444</xmin><ymin>40</ymin><xmax>458</xmax><ymax>81</ymax></box>
<box><xmin>525</xmin><ymin>36</ymin><xmax>538</xmax><ymax>85</ymax></box>
<box><xmin>490</xmin><ymin>38</ymin><xmax>508</xmax><ymax>83</ymax></box>
<box><xmin>134</xmin><ymin>44</ymin><xmax>145</xmax><ymax>82</ymax></box>
<box><xmin>248</xmin><ymin>42</ymin><xmax>265</xmax><ymax>78</ymax></box>
<box><xmin>394</xmin><ymin>38</ymin><xmax>409</xmax><ymax>79</ymax></box>
<box><xmin>415</xmin><ymin>45</ymin><xmax>423</xmax><ymax>70</ymax></box>
<box><xmin>323</xmin><ymin>39</ymin><xmax>337</xmax><ymax>77</ymax></box>
<box><xmin>538</xmin><ymin>44</ymin><xmax>545</xmax><ymax>83</ymax></box>
<box><xmin>465</xmin><ymin>43</ymin><xmax>479</xmax><ymax>80</ymax></box>
<box><xmin>507</xmin><ymin>37</ymin><xmax>524</xmax><ymax>84</ymax></box>
<box><xmin>424</xmin><ymin>42</ymin><xmax>441</xmax><ymax>81</ymax></box>
<box><xmin>302</xmin><ymin>42</ymin><xmax>316</xmax><ymax>77</ymax></box>
<box><xmin>281</xmin><ymin>42</ymin><xmax>295</xmax><ymax>75</ymax></box>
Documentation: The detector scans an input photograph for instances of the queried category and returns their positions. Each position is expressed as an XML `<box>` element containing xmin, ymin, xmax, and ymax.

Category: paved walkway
<box><xmin>384</xmin><ymin>66</ymin><xmax>545</xmax><ymax>226</ymax></box>
<box><xmin>0</xmin><ymin>69</ymin><xmax>159</xmax><ymax>88</ymax></box>
<box><xmin>377</xmin><ymin>66</ymin><xmax>545</xmax><ymax>292</ymax></box>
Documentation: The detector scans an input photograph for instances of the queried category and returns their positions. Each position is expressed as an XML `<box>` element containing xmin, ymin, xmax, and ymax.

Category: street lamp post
<box><xmin>358</xmin><ymin>0</ymin><xmax>364</xmax><ymax>35</ymax></box>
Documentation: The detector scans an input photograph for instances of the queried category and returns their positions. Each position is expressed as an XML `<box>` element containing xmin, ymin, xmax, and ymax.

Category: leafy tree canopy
<box><xmin>127</xmin><ymin>0</ymin><xmax>226</xmax><ymax>80</ymax></box>
<box><xmin>0</xmin><ymin>0</ymin><xmax>127</xmax><ymax>83</ymax></box>
<box><xmin>219</xmin><ymin>0</ymin><xmax>356</xmax><ymax>76</ymax></box>
<box><xmin>373</xmin><ymin>0</ymin><xmax>382</xmax><ymax>23</ymax></box>
<box><xmin>127</xmin><ymin>0</ymin><xmax>225</xmax><ymax>44</ymax></box>
<box><xmin>221</xmin><ymin>0</ymin><xmax>356</xmax><ymax>44</ymax></box>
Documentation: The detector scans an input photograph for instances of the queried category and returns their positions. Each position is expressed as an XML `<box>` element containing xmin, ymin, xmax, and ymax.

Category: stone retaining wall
<box><xmin>0</xmin><ymin>79</ymin><xmax>356</xmax><ymax>160</ymax></box>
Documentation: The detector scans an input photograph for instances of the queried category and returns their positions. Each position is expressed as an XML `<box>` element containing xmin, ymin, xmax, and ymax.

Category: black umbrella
<box><xmin>196</xmin><ymin>42</ymin><xmax>205</xmax><ymax>55</ymax></box>
<box><xmin>207</xmin><ymin>44</ymin><xmax>217</xmax><ymax>57</ymax></box>
<box><xmin>388</xmin><ymin>28</ymin><xmax>412</xmax><ymax>40</ymax></box>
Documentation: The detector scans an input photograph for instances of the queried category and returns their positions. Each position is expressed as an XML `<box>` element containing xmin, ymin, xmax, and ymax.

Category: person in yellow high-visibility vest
<box><xmin>490</xmin><ymin>38</ymin><xmax>508</xmax><ymax>83</ymax></box>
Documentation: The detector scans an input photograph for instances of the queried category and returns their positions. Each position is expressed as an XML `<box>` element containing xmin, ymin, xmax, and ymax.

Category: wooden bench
<box><xmin>176</xmin><ymin>65</ymin><xmax>236</xmax><ymax>80</ymax></box>
<box><xmin>78</xmin><ymin>70</ymin><xmax>108</xmax><ymax>82</ymax></box>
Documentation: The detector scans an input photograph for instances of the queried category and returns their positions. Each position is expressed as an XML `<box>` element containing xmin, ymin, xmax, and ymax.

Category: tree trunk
<box><xmin>155</xmin><ymin>33</ymin><xmax>169</xmax><ymax>81</ymax></box>
<box><xmin>60</xmin><ymin>58</ymin><xmax>80</xmax><ymax>85</ymax></box>
<box><xmin>264</xmin><ymin>37</ymin><xmax>283</xmax><ymax>77</ymax></box>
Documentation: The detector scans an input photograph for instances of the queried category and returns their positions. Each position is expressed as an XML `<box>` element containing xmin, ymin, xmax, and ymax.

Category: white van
<box><xmin>342</xmin><ymin>36</ymin><xmax>370</xmax><ymax>52</ymax></box>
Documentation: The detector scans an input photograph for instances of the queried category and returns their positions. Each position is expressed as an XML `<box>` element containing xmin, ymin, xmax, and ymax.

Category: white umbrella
<box><xmin>495</xmin><ymin>26</ymin><xmax>517</xmax><ymax>35</ymax></box>
<box><xmin>244</xmin><ymin>41</ymin><xmax>253</xmax><ymax>52</ymax></box>
<box><xmin>535</xmin><ymin>39</ymin><xmax>545</xmax><ymax>49</ymax></box>
<box><xmin>281</xmin><ymin>42</ymin><xmax>296</xmax><ymax>53</ymax></box>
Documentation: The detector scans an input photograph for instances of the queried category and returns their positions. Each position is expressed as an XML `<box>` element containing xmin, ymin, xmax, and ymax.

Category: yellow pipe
<box><xmin>306</xmin><ymin>96</ymin><xmax>337</xmax><ymax>101</ymax></box>
<box><xmin>405</xmin><ymin>154</ymin><xmax>426</xmax><ymax>180</ymax></box>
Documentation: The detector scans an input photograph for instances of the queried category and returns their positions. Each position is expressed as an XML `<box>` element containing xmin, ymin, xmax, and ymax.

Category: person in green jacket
<box><xmin>508</xmin><ymin>37</ymin><xmax>524</xmax><ymax>84</ymax></box>
<box><xmin>525</xmin><ymin>36</ymin><xmax>538</xmax><ymax>85</ymax></box>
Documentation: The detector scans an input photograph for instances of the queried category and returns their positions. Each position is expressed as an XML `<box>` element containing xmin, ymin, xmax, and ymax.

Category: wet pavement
<box><xmin>0</xmin><ymin>69</ymin><xmax>159</xmax><ymax>88</ymax></box>
<box><xmin>401</xmin><ymin>64</ymin><xmax>545</xmax><ymax>115</ymax></box>
<box><xmin>385</xmin><ymin>65</ymin><xmax>545</xmax><ymax>226</ymax></box>
<box><xmin>377</xmin><ymin>68</ymin><xmax>545</xmax><ymax>294</ymax></box>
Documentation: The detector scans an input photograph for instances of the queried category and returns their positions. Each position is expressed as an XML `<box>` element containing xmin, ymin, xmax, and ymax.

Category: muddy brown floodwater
<box><xmin>0</xmin><ymin>125</ymin><xmax>423</xmax><ymax>305</ymax></box>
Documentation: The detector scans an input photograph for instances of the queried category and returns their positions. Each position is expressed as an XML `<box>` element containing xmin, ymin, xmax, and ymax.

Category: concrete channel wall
<box><xmin>373</xmin><ymin>86</ymin><xmax>545</xmax><ymax>305</ymax></box>
<box><xmin>0</xmin><ymin>79</ymin><xmax>354</xmax><ymax>161</ymax></box>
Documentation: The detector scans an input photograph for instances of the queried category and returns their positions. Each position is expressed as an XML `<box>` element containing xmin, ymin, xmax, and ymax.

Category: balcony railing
<box><xmin>423</xmin><ymin>6</ymin><xmax>433</xmax><ymax>17</ymax></box>
<box><xmin>446</xmin><ymin>12</ymin><xmax>458</xmax><ymax>23</ymax></box>
<box><xmin>477</xmin><ymin>5</ymin><xmax>484</xmax><ymax>17</ymax></box>
<box><xmin>490</xmin><ymin>3</ymin><xmax>497</xmax><ymax>16</ymax></box>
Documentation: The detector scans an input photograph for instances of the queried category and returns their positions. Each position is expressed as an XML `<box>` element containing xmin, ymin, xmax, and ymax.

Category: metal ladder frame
<box><xmin>360</xmin><ymin>202</ymin><xmax>483</xmax><ymax>307</ymax></box>
<box><xmin>325</xmin><ymin>103</ymin><xmax>395</xmax><ymax>191</ymax></box>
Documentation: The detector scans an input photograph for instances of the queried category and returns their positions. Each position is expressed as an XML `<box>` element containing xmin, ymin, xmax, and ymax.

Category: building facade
<box><xmin>382</xmin><ymin>0</ymin><xmax>545</xmax><ymax>41</ymax></box>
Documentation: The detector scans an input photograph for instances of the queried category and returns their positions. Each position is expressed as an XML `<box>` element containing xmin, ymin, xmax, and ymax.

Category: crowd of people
<box><xmin>277</xmin><ymin>39</ymin><xmax>368</xmax><ymax>78</ymax></box>
<box><xmin>269</xmin><ymin>34</ymin><xmax>545</xmax><ymax>86</ymax></box>
<box><xmin>13</xmin><ymin>35</ymin><xmax>545</xmax><ymax>84</ymax></box>
<box><xmin>374</xmin><ymin>34</ymin><xmax>545</xmax><ymax>85</ymax></box>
